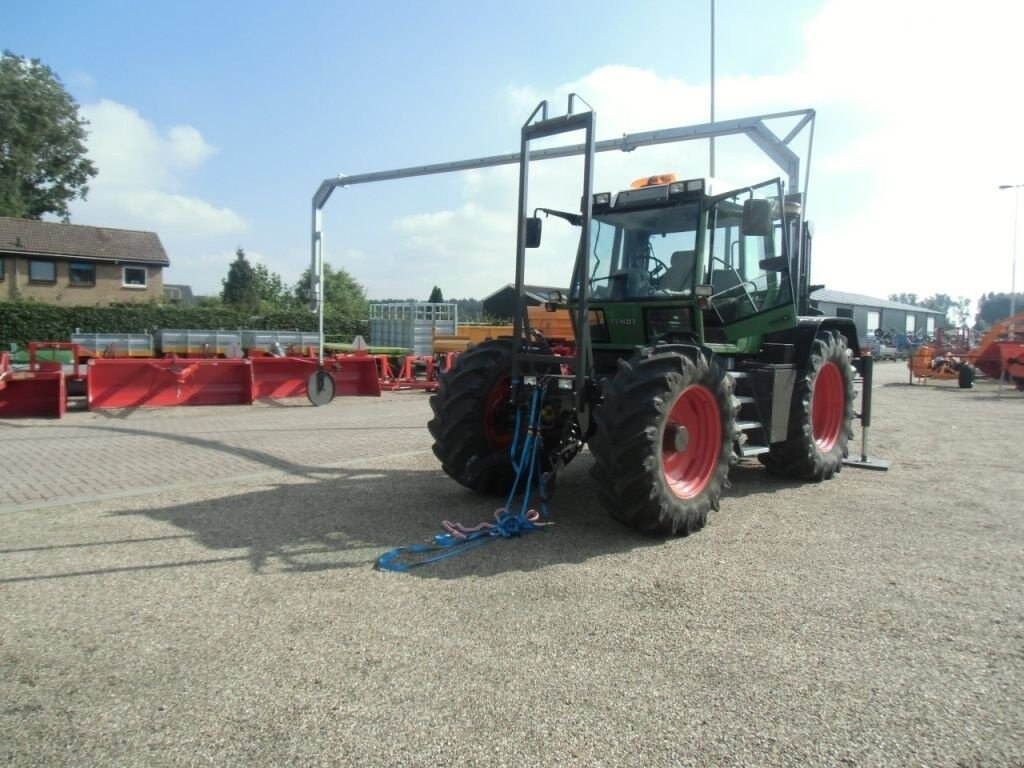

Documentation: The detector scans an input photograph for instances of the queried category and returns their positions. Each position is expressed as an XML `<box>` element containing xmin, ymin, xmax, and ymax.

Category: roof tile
<box><xmin>0</xmin><ymin>217</ymin><xmax>170</xmax><ymax>265</ymax></box>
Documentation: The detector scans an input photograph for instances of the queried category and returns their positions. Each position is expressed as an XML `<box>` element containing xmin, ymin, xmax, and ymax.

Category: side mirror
<box><xmin>742</xmin><ymin>198</ymin><xmax>772</xmax><ymax>238</ymax></box>
<box><xmin>758</xmin><ymin>256</ymin><xmax>789</xmax><ymax>271</ymax></box>
<box><xmin>525</xmin><ymin>217</ymin><xmax>542</xmax><ymax>248</ymax></box>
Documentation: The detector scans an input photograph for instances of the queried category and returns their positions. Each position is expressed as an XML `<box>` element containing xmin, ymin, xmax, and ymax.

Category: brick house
<box><xmin>0</xmin><ymin>217</ymin><xmax>170</xmax><ymax>305</ymax></box>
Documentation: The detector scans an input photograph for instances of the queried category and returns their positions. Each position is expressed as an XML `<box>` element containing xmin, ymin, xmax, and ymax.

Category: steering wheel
<box><xmin>643</xmin><ymin>254</ymin><xmax>669</xmax><ymax>281</ymax></box>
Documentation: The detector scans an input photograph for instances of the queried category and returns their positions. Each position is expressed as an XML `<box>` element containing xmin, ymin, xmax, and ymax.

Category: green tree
<box><xmin>975</xmin><ymin>292</ymin><xmax>1024</xmax><ymax>329</ymax></box>
<box><xmin>952</xmin><ymin>296</ymin><xmax>972</xmax><ymax>327</ymax></box>
<box><xmin>252</xmin><ymin>262</ymin><xmax>292</xmax><ymax>309</ymax></box>
<box><xmin>0</xmin><ymin>50</ymin><xmax>97</xmax><ymax>220</ymax></box>
<box><xmin>221</xmin><ymin>248</ymin><xmax>260</xmax><ymax>313</ymax></box>
<box><xmin>428</xmin><ymin>285</ymin><xmax>444</xmax><ymax>303</ymax></box>
<box><xmin>888</xmin><ymin>292</ymin><xmax>919</xmax><ymax>306</ymax></box>
<box><xmin>295</xmin><ymin>262</ymin><xmax>368</xmax><ymax>318</ymax></box>
<box><xmin>452</xmin><ymin>297</ymin><xmax>483</xmax><ymax>321</ymax></box>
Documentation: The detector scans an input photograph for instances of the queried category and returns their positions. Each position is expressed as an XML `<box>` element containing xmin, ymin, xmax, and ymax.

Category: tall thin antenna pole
<box><xmin>709</xmin><ymin>0</ymin><xmax>716</xmax><ymax>178</ymax></box>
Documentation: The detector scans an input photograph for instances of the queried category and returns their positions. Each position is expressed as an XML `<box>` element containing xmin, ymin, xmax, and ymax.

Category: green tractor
<box><xmin>428</xmin><ymin>103</ymin><xmax>859</xmax><ymax>535</ymax></box>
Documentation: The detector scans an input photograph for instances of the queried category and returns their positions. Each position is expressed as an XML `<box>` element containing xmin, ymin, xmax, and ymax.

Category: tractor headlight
<box><xmin>557</xmin><ymin>377</ymin><xmax>573</xmax><ymax>390</ymax></box>
<box><xmin>523</xmin><ymin>375</ymin><xmax>538</xmax><ymax>387</ymax></box>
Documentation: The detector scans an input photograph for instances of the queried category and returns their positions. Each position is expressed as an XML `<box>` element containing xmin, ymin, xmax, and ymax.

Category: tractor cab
<box><xmin>553</xmin><ymin>173</ymin><xmax>799</xmax><ymax>371</ymax></box>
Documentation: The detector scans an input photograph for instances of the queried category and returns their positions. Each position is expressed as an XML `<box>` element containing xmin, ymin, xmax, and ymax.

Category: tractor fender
<box><xmin>764</xmin><ymin>316</ymin><xmax>861</xmax><ymax>371</ymax></box>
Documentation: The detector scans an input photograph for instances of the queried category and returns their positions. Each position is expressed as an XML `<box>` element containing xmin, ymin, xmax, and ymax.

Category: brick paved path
<box><xmin>0</xmin><ymin>393</ymin><xmax>435</xmax><ymax>511</ymax></box>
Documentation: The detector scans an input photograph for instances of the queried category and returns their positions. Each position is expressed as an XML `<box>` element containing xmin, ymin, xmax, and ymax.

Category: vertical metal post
<box><xmin>844</xmin><ymin>354</ymin><xmax>890</xmax><ymax>470</ymax></box>
<box><xmin>312</xmin><ymin>204</ymin><xmax>325</xmax><ymax>364</ymax></box>
<box><xmin>709</xmin><ymin>0</ymin><xmax>716</xmax><ymax>179</ymax></box>
<box><xmin>999</xmin><ymin>183</ymin><xmax>1021</xmax><ymax>336</ymax></box>
<box><xmin>510</xmin><ymin>125</ymin><xmax>532</xmax><ymax>381</ymax></box>
<box><xmin>1011</xmin><ymin>185</ymin><xmax>1019</xmax><ymax>332</ymax></box>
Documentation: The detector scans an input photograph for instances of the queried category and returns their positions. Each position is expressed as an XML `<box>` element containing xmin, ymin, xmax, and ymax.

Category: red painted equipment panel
<box><xmin>88</xmin><ymin>358</ymin><xmax>255</xmax><ymax>409</ymax></box>
<box><xmin>250</xmin><ymin>356</ymin><xmax>318</xmax><ymax>399</ymax></box>
<box><xmin>975</xmin><ymin>341</ymin><xmax>1024</xmax><ymax>380</ymax></box>
<box><xmin>250</xmin><ymin>355</ymin><xmax>381</xmax><ymax>399</ymax></box>
<box><xmin>326</xmin><ymin>354</ymin><xmax>381</xmax><ymax>397</ymax></box>
<box><xmin>0</xmin><ymin>371</ymin><xmax>66</xmax><ymax>418</ymax></box>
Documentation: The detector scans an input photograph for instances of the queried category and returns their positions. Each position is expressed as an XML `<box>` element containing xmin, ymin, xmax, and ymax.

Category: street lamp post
<box><xmin>998</xmin><ymin>183</ymin><xmax>1021</xmax><ymax>328</ymax></box>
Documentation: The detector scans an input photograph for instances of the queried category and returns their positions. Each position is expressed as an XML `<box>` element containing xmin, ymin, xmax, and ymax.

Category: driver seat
<box><xmin>660</xmin><ymin>250</ymin><xmax>696</xmax><ymax>292</ymax></box>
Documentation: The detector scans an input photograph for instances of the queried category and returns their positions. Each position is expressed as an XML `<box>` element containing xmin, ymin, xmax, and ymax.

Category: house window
<box><xmin>122</xmin><ymin>266</ymin><xmax>147</xmax><ymax>288</ymax></box>
<box><xmin>835</xmin><ymin>308</ymin><xmax>854</xmax><ymax>319</ymax></box>
<box><xmin>926</xmin><ymin>316</ymin><xmax>936</xmax><ymax>334</ymax></box>
<box><xmin>905</xmin><ymin>314</ymin><xmax>916</xmax><ymax>334</ymax></box>
<box><xmin>0</xmin><ymin>257</ymin><xmax>5</xmax><ymax>281</ymax></box>
<box><xmin>69</xmin><ymin>262</ymin><xmax>96</xmax><ymax>286</ymax></box>
<box><xmin>29</xmin><ymin>259</ymin><xmax>57</xmax><ymax>283</ymax></box>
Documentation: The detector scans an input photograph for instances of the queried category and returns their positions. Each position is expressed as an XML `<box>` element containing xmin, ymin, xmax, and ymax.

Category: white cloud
<box><xmin>70</xmin><ymin>99</ymin><xmax>246</xmax><ymax>237</ymax></box>
<box><xmin>356</xmin><ymin>0</ymin><xmax>1023</xmax><ymax>306</ymax></box>
<box><xmin>166</xmin><ymin>125</ymin><xmax>215</xmax><ymax>168</ymax></box>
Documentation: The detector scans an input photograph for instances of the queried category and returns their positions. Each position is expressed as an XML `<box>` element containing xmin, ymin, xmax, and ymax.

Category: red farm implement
<box><xmin>375</xmin><ymin>354</ymin><xmax>459</xmax><ymax>391</ymax></box>
<box><xmin>87</xmin><ymin>352</ymin><xmax>381</xmax><ymax>410</ymax></box>
<box><xmin>909</xmin><ymin>313</ymin><xmax>1024</xmax><ymax>389</ymax></box>
<box><xmin>0</xmin><ymin>343</ymin><xmax>86</xmax><ymax>418</ymax></box>
<box><xmin>0</xmin><ymin>340</ymin><xmax>381</xmax><ymax>418</ymax></box>
<box><xmin>87</xmin><ymin>357</ymin><xmax>256</xmax><ymax>409</ymax></box>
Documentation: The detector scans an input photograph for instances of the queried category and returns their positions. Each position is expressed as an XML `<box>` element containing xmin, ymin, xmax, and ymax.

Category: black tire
<box><xmin>427</xmin><ymin>340</ymin><xmax>516</xmax><ymax>494</ymax></box>
<box><xmin>957</xmin><ymin>364</ymin><xmax>975</xmax><ymax>389</ymax></box>
<box><xmin>588</xmin><ymin>346</ymin><xmax>737</xmax><ymax>535</ymax></box>
<box><xmin>760</xmin><ymin>331</ymin><xmax>855</xmax><ymax>480</ymax></box>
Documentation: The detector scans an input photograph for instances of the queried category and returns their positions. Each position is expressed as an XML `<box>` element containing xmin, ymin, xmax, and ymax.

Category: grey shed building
<box><xmin>811</xmin><ymin>289</ymin><xmax>945</xmax><ymax>341</ymax></box>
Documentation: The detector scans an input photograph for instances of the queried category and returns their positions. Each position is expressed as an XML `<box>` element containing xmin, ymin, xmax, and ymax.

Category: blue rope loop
<box><xmin>375</xmin><ymin>382</ymin><xmax>551</xmax><ymax>572</ymax></box>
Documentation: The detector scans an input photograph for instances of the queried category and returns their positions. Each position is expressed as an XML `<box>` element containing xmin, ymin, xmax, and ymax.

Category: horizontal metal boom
<box><xmin>313</xmin><ymin>109</ymin><xmax>814</xmax><ymax>209</ymax></box>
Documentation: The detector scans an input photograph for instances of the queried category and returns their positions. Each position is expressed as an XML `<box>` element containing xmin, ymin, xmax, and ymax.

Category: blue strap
<box><xmin>375</xmin><ymin>384</ymin><xmax>551</xmax><ymax>573</ymax></box>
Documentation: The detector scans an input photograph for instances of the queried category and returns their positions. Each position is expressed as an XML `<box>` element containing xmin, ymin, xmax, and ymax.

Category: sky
<box><xmin>5</xmin><ymin>0</ymin><xmax>1024</xmax><ymax>310</ymax></box>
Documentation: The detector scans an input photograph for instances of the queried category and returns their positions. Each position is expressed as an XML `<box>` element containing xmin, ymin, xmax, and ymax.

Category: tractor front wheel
<box><xmin>760</xmin><ymin>331</ymin><xmax>855</xmax><ymax>480</ymax></box>
<box><xmin>428</xmin><ymin>340</ymin><xmax>516</xmax><ymax>494</ymax></box>
<box><xmin>589</xmin><ymin>346</ymin><xmax>737</xmax><ymax>535</ymax></box>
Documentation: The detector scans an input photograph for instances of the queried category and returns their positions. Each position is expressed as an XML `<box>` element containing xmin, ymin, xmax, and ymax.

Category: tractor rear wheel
<box><xmin>760</xmin><ymin>331</ymin><xmax>855</xmax><ymax>480</ymax></box>
<box><xmin>589</xmin><ymin>346</ymin><xmax>737</xmax><ymax>535</ymax></box>
<box><xmin>428</xmin><ymin>340</ymin><xmax>516</xmax><ymax>494</ymax></box>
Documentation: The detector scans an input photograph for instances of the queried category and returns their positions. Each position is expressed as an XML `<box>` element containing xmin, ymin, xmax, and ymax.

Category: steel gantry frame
<box><xmin>309</xmin><ymin>105</ymin><xmax>816</xmax><ymax>362</ymax></box>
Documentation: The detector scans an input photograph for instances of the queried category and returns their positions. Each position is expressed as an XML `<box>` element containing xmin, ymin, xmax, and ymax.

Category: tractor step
<box><xmin>739</xmin><ymin>444</ymin><xmax>770</xmax><ymax>458</ymax></box>
<box><xmin>736</xmin><ymin>395</ymin><xmax>756</xmax><ymax>406</ymax></box>
<box><xmin>735</xmin><ymin>420</ymin><xmax>763</xmax><ymax>432</ymax></box>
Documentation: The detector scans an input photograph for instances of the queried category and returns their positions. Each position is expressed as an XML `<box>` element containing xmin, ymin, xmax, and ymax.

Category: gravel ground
<box><xmin>1</xmin><ymin>362</ymin><xmax>1022</xmax><ymax>767</ymax></box>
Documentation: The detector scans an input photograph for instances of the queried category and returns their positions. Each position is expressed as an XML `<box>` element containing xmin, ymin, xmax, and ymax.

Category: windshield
<box><xmin>576</xmin><ymin>202</ymin><xmax>700</xmax><ymax>301</ymax></box>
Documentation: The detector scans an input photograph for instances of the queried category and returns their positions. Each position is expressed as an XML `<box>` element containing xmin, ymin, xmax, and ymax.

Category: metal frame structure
<box><xmin>510</xmin><ymin>98</ymin><xmax>595</xmax><ymax>416</ymax></box>
<box><xmin>309</xmin><ymin>106</ymin><xmax>816</xmax><ymax>362</ymax></box>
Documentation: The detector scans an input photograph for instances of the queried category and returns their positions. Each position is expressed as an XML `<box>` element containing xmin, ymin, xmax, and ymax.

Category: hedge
<box><xmin>0</xmin><ymin>301</ymin><xmax>369</xmax><ymax>350</ymax></box>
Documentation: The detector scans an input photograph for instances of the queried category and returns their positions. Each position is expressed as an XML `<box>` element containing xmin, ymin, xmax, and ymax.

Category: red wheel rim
<box><xmin>483</xmin><ymin>378</ymin><xmax>513</xmax><ymax>451</ymax></box>
<box><xmin>811</xmin><ymin>361</ymin><xmax>844</xmax><ymax>451</ymax></box>
<box><xmin>662</xmin><ymin>385</ymin><xmax>721</xmax><ymax>499</ymax></box>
